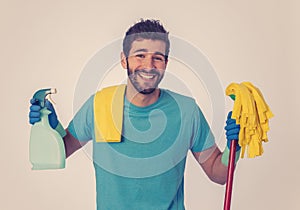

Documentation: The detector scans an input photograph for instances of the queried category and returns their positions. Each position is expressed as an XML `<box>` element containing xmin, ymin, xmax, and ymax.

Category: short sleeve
<box><xmin>190</xmin><ymin>106</ymin><xmax>215</xmax><ymax>152</ymax></box>
<box><xmin>67</xmin><ymin>95</ymin><xmax>94</xmax><ymax>142</ymax></box>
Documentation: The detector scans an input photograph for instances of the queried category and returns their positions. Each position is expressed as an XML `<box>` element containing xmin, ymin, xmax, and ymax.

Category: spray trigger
<box><xmin>46</xmin><ymin>92</ymin><xmax>56</xmax><ymax>105</ymax></box>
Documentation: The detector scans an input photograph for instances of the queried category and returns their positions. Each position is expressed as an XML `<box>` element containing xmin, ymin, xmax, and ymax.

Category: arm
<box><xmin>63</xmin><ymin>95</ymin><xmax>95</xmax><ymax>157</ymax></box>
<box><xmin>192</xmin><ymin>145</ymin><xmax>228</xmax><ymax>185</ymax></box>
<box><xmin>191</xmin><ymin>111</ymin><xmax>241</xmax><ymax>185</ymax></box>
<box><xmin>63</xmin><ymin>129</ymin><xmax>87</xmax><ymax>158</ymax></box>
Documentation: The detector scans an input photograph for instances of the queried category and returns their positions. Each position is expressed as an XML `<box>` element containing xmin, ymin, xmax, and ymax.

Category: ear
<box><xmin>165</xmin><ymin>58</ymin><xmax>169</xmax><ymax>68</ymax></box>
<box><xmin>120</xmin><ymin>52</ymin><xmax>127</xmax><ymax>69</ymax></box>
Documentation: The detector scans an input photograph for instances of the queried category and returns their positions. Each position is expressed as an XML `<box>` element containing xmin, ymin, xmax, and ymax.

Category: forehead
<box><xmin>129</xmin><ymin>39</ymin><xmax>166</xmax><ymax>55</ymax></box>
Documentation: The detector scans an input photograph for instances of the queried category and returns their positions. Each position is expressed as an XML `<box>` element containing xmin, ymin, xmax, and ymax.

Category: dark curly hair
<box><xmin>123</xmin><ymin>19</ymin><xmax>170</xmax><ymax>61</ymax></box>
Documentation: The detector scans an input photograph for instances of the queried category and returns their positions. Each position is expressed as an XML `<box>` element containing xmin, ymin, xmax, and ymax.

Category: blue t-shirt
<box><xmin>68</xmin><ymin>88</ymin><xmax>215</xmax><ymax>210</ymax></box>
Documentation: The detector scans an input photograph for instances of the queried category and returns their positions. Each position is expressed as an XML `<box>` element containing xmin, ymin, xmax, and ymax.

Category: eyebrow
<box><xmin>133</xmin><ymin>49</ymin><xmax>165</xmax><ymax>57</ymax></box>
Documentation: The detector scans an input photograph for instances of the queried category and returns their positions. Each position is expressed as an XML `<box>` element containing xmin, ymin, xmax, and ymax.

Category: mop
<box><xmin>223</xmin><ymin>82</ymin><xmax>274</xmax><ymax>210</ymax></box>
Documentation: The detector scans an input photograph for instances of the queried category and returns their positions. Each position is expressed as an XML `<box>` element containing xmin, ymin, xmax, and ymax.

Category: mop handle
<box><xmin>224</xmin><ymin>139</ymin><xmax>238</xmax><ymax>210</ymax></box>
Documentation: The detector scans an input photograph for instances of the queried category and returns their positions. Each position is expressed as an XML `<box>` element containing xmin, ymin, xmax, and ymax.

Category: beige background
<box><xmin>1</xmin><ymin>0</ymin><xmax>299</xmax><ymax>209</ymax></box>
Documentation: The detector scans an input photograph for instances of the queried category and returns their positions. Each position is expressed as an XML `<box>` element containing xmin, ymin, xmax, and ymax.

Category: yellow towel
<box><xmin>94</xmin><ymin>84</ymin><xmax>126</xmax><ymax>142</ymax></box>
<box><xmin>226</xmin><ymin>82</ymin><xmax>274</xmax><ymax>158</ymax></box>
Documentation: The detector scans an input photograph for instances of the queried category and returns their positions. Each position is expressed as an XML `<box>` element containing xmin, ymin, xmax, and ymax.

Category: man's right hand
<box><xmin>29</xmin><ymin>98</ymin><xmax>58</xmax><ymax>129</ymax></box>
<box><xmin>29</xmin><ymin>98</ymin><xmax>66</xmax><ymax>137</ymax></box>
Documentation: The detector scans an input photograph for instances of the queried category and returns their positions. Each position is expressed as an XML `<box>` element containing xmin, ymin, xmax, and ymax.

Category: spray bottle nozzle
<box><xmin>32</xmin><ymin>88</ymin><xmax>57</xmax><ymax>107</ymax></box>
<box><xmin>50</xmin><ymin>88</ymin><xmax>57</xmax><ymax>94</ymax></box>
<box><xmin>46</xmin><ymin>88</ymin><xmax>57</xmax><ymax>105</ymax></box>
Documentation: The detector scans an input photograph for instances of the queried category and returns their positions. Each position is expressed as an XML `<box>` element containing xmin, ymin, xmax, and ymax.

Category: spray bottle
<box><xmin>29</xmin><ymin>88</ymin><xmax>66</xmax><ymax>170</ymax></box>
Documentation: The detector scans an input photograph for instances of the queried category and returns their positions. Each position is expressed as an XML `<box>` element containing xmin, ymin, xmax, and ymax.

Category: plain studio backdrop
<box><xmin>1</xmin><ymin>0</ymin><xmax>299</xmax><ymax>209</ymax></box>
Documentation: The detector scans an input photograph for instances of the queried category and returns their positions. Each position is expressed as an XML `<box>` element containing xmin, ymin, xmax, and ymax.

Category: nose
<box><xmin>142</xmin><ymin>57</ymin><xmax>155</xmax><ymax>70</ymax></box>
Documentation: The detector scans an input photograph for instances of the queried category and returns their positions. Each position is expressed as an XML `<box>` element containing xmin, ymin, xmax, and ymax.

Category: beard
<box><xmin>127</xmin><ymin>68</ymin><xmax>164</xmax><ymax>95</ymax></box>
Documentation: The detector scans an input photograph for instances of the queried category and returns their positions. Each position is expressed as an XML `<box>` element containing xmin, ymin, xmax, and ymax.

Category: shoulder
<box><xmin>76</xmin><ymin>94</ymin><xmax>95</xmax><ymax>115</ymax></box>
<box><xmin>162</xmin><ymin>89</ymin><xmax>198</xmax><ymax>109</ymax></box>
<box><xmin>95</xmin><ymin>84</ymin><xmax>126</xmax><ymax>95</ymax></box>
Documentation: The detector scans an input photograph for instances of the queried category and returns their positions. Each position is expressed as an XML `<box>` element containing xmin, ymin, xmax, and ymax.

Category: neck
<box><xmin>126</xmin><ymin>83</ymin><xmax>160</xmax><ymax>107</ymax></box>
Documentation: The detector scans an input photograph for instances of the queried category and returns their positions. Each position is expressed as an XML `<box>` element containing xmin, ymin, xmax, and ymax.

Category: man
<box><xmin>29</xmin><ymin>19</ymin><xmax>240</xmax><ymax>210</ymax></box>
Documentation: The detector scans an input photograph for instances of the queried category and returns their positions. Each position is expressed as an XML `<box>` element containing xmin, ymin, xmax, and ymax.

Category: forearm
<box><xmin>197</xmin><ymin>146</ymin><xmax>240</xmax><ymax>185</ymax></box>
<box><xmin>194</xmin><ymin>146</ymin><xmax>230</xmax><ymax>185</ymax></box>
<box><xmin>63</xmin><ymin>129</ymin><xmax>86</xmax><ymax>158</ymax></box>
<box><xmin>195</xmin><ymin>111</ymin><xmax>241</xmax><ymax>185</ymax></box>
<box><xmin>209</xmin><ymin>151</ymin><xmax>228</xmax><ymax>185</ymax></box>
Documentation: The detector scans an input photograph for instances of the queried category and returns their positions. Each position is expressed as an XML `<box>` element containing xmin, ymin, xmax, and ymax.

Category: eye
<box><xmin>153</xmin><ymin>55</ymin><xmax>165</xmax><ymax>62</ymax></box>
<box><xmin>135</xmin><ymin>54</ymin><xmax>145</xmax><ymax>58</ymax></box>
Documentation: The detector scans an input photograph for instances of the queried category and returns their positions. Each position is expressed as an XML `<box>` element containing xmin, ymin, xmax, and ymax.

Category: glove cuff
<box><xmin>55</xmin><ymin>122</ymin><xmax>67</xmax><ymax>138</ymax></box>
<box><xmin>221</xmin><ymin>146</ymin><xmax>241</xmax><ymax>167</ymax></box>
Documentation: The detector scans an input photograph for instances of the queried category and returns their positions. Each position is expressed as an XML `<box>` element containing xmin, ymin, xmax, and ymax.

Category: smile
<box><xmin>138</xmin><ymin>72</ymin><xmax>156</xmax><ymax>80</ymax></box>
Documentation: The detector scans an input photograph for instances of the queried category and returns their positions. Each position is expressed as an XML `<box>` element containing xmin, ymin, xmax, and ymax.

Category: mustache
<box><xmin>133</xmin><ymin>69</ymin><xmax>160</xmax><ymax>75</ymax></box>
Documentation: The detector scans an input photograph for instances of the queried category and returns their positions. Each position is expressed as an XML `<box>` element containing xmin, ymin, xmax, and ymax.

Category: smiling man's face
<box><xmin>122</xmin><ymin>39</ymin><xmax>168</xmax><ymax>95</ymax></box>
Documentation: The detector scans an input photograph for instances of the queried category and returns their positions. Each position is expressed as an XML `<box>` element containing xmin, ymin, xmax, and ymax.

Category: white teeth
<box><xmin>139</xmin><ymin>72</ymin><xmax>155</xmax><ymax>79</ymax></box>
